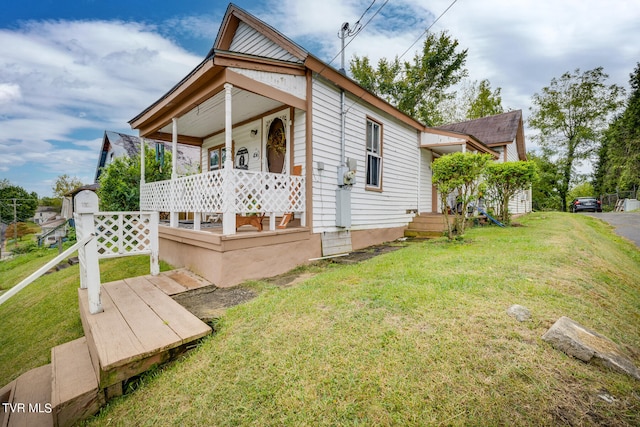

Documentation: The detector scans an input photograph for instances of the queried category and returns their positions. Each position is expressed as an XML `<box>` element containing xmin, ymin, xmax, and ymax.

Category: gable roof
<box><xmin>435</xmin><ymin>110</ymin><xmax>526</xmax><ymax>160</ymax></box>
<box><xmin>129</xmin><ymin>3</ymin><xmax>518</xmax><ymax>160</ymax></box>
<box><xmin>211</xmin><ymin>4</ymin><xmax>307</xmax><ymax>63</ymax></box>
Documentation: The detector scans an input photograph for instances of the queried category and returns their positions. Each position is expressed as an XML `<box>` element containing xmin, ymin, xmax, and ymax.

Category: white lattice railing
<box><xmin>92</xmin><ymin>212</ymin><xmax>159</xmax><ymax>259</ymax></box>
<box><xmin>73</xmin><ymin>189</ymin><xmax>160</xmax><ymax>314</ymax></box>
<box><xmin>140</xmin><ymin>169</ymin><xmax>305</xmax><ymax>216</ymax></box>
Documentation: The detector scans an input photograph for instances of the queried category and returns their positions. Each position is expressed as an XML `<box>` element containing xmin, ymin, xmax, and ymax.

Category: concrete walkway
<box><xmin>585</xmin><ymin>212</ymin><xmax>640</xmax><ymax>247</ymax></box>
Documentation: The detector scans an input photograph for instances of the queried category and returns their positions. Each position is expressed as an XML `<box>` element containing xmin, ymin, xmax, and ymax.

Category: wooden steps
<box><xmin>51</xmin><ymin>338</ymin><xmax>103</xmax><ymax>427</ymax></box>
<box><xmin>1</xmin><ymin>365</ymin><xmax>52</xmax><ymax>427</ymax></box>
<box><xmin>1</xmin><ymin>269</ymin><xmax>212</xmax><ymax>427</ymax></box>
<box><xmin>404</xmin><ymin>213</ymin><xmax>452</xmax><ymax>238</ymax></box>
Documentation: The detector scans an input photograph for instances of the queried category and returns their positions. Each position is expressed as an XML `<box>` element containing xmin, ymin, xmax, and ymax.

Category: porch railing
<box><xmin>140</xmin><ymin>169</ymin><xmax>305</xmax><ymax>231</ymax></box>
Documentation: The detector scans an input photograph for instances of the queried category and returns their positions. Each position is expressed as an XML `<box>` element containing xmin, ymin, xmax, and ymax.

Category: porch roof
<box><xmin>421</xmin><ymin>128</ymin><xmax>499</xmax><ymax>158</ymax></box>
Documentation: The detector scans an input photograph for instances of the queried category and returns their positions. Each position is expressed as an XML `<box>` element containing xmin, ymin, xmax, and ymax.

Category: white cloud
<box><xmin>0</xmin><ymin>83</ymin><xmax>22</xmax><ymax>104</ymax></box>
<box><xmin>0</xmin><ymin>20</ymin><xmax>202</xmax><ymax>196</ymax></box>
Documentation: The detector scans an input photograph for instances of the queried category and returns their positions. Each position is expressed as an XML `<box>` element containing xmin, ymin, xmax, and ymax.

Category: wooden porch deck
<box><xmin>78</xmin><ymin>272</ymin><xmax>212</xmax><ymax>390</ymax></box>
<box><xmin>1</xmin><ymin>270</ymin><xmax>212</xmax><ymax>427</ymax></box>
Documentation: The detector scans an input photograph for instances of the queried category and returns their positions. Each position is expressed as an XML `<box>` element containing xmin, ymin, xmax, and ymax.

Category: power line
<box><xmin>343</xmin><ymin>0</ymin><xmax>459</xmax><ymax>116</ymax></box>
<box><xmin>327</xmin><ymin>0</ymin><xmax>389</xmax><ymax>70</ymax></box>
<box><xmin>398</xmin><ymin>0</ymin><xmax>458</xmax><ymax>61</ymax></box>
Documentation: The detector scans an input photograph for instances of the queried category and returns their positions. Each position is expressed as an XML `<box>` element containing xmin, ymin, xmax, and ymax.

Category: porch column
<box><xmin>222</xmin><ymin>83</ymin><xmax>236</xmax><ymax>235</ymax></box>
<box><xmin>140</xmin><ymin>137</ymin><xmax>146</xmax><ymax>185</ymax></box>
<box><xmin>170</xmin><ymin>118</ymin><xmax>179</xmax><ymax>228</ymax></box>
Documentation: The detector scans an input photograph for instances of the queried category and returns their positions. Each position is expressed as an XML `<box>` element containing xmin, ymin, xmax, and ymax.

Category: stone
<box><xmin>506</xmin><ymin>304</ymin><xmax>531</xmax><ymax>322</ymax></box>
<box><xmin>542</xmin><ymin>316</ymin><xmax>640</xmax><ymax>380</ymax></box>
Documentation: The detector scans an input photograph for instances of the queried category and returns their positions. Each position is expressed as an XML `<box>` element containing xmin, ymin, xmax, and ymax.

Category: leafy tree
<box><xmin>98</xmin><ymin>146</ymin><xmax>171</xmax><ymax>211</ymax></box>
<box><xmin>568</xmin><ymin>182</ymin><xmax>596</xmax><ymax>201</ymax></box>
<box><xmin>0</xmin><ymin>183</ymin><xmax>38</xmax><ymax>223</ymax></box>
<box><xmin>39</xmin><ymin>196</ymin><xmax>62</xmax><ymax>210</ymax></box>
<box><xmin>52</xmin><ymin>174</ymin><xmax>84</xmax><ymax>199</ymax></box>
<box><xmin>467</xmin><ymin>79</ymin><xmax>504</xmax><ymax>119</ymax></box>
<box><xmin>594</xmin><ymin>63</ymin><xmax>640</xmax><ymax>196</ymax></box>
<box><xmin>529</xmin><ymin>67</ymin><xmax>624</xmax><ymax>211</ymax></box>
<box><xmin>528</xmin><ymin>151</ymin><xmax>562</xmax><ymax>211</ymax></box>
<box><xmin>432</xmin><ymin>152</ymin><xmax>492</xmax><ymax>239</ymax></box>
<box><xmin>350</xmin><ymin>31</ymin><xmax>468</xmax><ymax>126</ymax></box>
<box><xmin>484</xmin><ymin>161</ymin><xmax>537</xmax><ymax>224</ymax></box>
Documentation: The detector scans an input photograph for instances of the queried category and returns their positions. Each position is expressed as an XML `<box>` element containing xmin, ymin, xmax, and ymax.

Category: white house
<box><xmin>128</xmin><ymin>3</ymin><xmax>529</xmax><ymax>287</ymax></box>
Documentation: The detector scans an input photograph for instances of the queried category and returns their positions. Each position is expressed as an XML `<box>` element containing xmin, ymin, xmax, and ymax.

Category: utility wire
<box><xmin>326</xmin><ymin>0</ymin><xmax>389</xmax><ymax>69</ymax></box>
<box><xmin>344</xmin><ymin>0</ymin><xmax>459</xmax><ymax>115</ymax></box>
<box><xmin>398</xmin><ymin>0</ymin><xmax>458</xmax><ymax>61</ymax></box>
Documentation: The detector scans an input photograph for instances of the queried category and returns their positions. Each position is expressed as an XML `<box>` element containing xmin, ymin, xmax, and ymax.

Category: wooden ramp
<box><xmin>1</xmin><ymin>270</ymin><xmax>212</xmax><ymax>427</ymax></box>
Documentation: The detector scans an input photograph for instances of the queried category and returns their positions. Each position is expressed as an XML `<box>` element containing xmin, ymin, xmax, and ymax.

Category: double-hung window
<box><xmin>365</xmin><ymin>118</ymin><xmax>382</xmax><ymax>190</ymax></box>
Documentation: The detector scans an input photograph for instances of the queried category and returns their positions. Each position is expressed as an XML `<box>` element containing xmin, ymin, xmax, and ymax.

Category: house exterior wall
<box><xmin>230</xmin><ymin>21</ymin><xmax>301</xmax><ymax>63</ymax></box>
<box><xmin>418</xmin><ymin>149</ymin><xmax>433</xmax><ymax>213</ymax></box>
<box><xmin>310</xmin><ymin>76</ymin><xmax>419</xmax><ymax>236</ymax></box>
<box><xmin>230</xmin><ymin>68</ymin><xmax>306</xmax><ymax>100</ymax></box>
<box><xmin>201</xmin><ymin>119</ymin><xmax>264</xmax><ymax>172</ymax></box>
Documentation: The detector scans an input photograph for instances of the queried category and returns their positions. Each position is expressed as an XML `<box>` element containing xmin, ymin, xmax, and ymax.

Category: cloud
<box><xmin>0</xmin><ymin>83</ymin><xmax>22</xmax><ymax>104</ymax></box>
<box><xmin>0</xmin><ymin>19</ymin><xmax>202</xmax><ymax>195</ymax></box>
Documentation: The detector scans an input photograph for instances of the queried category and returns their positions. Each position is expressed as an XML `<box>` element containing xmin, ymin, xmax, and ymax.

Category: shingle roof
<box><xmin>435</xmin><ymin>110</ymin><xmax>523</xmax><ymax>146</ymax></box>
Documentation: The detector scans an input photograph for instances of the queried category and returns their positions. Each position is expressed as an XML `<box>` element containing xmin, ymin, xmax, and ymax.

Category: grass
<box><xmin>1</xmin><ymin>212</ymin><xmax>639</xmax><ymax>425</ymax></box>
<box><xmin>76</xmin><ymin>212</ymin><xmax>640</xmax><ymax>426</ymax></box>
<box><xmin>0</xmin><ymin>253</ymin><xmax>171</xmax><ymax>386</ymax></box>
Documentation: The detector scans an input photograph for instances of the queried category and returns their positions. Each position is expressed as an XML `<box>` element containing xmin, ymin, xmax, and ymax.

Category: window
<box><xmin>208</xmin><ymin>144</ymin><xmax>231</xmax><ymax>171</ymax></box>
<box><xmin>365</xmin><ymin>118</ymin><xmax>382</xmax><ymax>190</ymax></box>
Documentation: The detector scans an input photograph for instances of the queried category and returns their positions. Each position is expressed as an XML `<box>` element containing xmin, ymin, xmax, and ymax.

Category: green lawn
<box><xmin>82</xmin><ymin>212</ymin><xmax>640</xmax><ymax>426</ymax></box>
<box><xmin>2</xmin><ymin>212</ymin><xmax>639</xmax><ymax>425</ymax></box>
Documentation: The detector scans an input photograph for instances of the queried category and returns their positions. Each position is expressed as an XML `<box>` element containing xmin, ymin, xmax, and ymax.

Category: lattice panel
<box><xmin>140</xmin><ymin>169</ymin><xmax>304</xmax><ymax>215</ymax></box>
<box><xmin>93</xmin><ymin>213</ymin><xmax>153</xmax><ymax>258</ymax></box>
<box><xmin>141</xmin><ymin>170</ymin><xmax>225</xmax><ymax>212</ymax></box>
<box><xmin>234</xmin><ymin>170</ymin><xmax>305</xmax><ymax>214</ymax></box>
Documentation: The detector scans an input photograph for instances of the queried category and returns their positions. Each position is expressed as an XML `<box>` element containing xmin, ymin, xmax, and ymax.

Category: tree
<box><xmin>529</xmin><ymin>67</ymin><xmax>624</xmax><ymax>211</ymax></box>
<box><xmin>568</xmin><ymin>182</ymin><xmax>596</xmax><ymax>201</ymax></box>
<box><xmin>484</xmin><ymin>161</ymin><xmax>537</xmax><ymax>224</ymax></box>
<box><xmin>528</xmin><ymin>151</ymin><xmax>563</xmax><ymax>211</ymax></box>
<box><xmin>39</xmin><ymin>196</ymin><xmax>62</xmax><ymax>210</ymax></box>
<box><xmin>594</xmin><ymin>63</ymin><xmax>640</xmax><ymax>196</ymax></box>
<box><xmin>466</xmin><ymin>79</ymin><xmax>504</xmax><ymax>119</ymax></box>
<box><xmin>432</xmin><ymin>152</ymin><xmax>492</xmax><ymax>239</ymax></box>
<box><xmin>0</xmin><ymin>183</ymin><xmax>38</xmax><ymax>223</ymax></box>
<box><xmin>52</xmin><ymin>174</ymin><xmax>84</xmax><ymax>199</ymax></box>
<box><xmin>98</xmin><ymin>146</ymin><xmax>171</xmax><ymax>211</ymax></box>
<box><xmin>350</xmin><ymin>31</ymin><xmax>468</xmax><ymax>126</ymax></box>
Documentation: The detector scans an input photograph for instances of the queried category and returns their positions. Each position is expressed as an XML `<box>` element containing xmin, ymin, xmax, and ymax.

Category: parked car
<box><xmin>570</xmin><ymin>197</ymin><xmax>602</xmax><ymax>213</ymax></box>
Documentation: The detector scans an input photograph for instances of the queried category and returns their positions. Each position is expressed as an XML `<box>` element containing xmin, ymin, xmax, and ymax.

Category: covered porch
<box><xmin>131</xmin><ymin>54</ymin><xmax>312</xmax><ymax>238</ymax></box>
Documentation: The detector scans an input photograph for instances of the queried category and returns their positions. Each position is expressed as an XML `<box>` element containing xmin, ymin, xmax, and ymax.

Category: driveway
<box><xmin>584</xmin><ymin>212</ymin><xmax>640</xmax><ymax>247</ymax></box>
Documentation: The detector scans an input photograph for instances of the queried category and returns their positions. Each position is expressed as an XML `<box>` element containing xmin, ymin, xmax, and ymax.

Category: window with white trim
<box><xmin>365</xmin><ymin>118</ymin><xmax>382</xmax><ymax>190</ymax></box>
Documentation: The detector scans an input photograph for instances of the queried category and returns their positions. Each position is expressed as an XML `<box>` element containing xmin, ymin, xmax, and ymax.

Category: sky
<box><xmin>0</xmin><ymin>0</ymin><xmax>638</xmax><ymax>197</ymax></box>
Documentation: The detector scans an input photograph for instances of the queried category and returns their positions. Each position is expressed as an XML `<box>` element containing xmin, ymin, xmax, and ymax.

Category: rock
<box><xmin>506</xmin><ymin>304</ymin><xmax>531</xmax><ymax>321</ymax></box>
<box><xmin>542</xmin><ymin>316</ymin><xmax>640</xmax><ymax>380</ymax></box>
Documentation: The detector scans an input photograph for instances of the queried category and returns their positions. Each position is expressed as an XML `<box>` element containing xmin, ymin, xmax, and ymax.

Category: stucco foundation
<box><xmin>350</xmin><ymin>226</ymin><xmax>406</xmax><ymax>251</ymax></box>
<box><xmin>158</xmin><ymin>226</ymin><xmax>321</xmax><ymax>287</ymax></box>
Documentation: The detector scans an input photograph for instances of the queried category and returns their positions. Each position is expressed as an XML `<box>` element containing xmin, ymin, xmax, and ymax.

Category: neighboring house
<box><xmin>95</xmin><ymin>131</ymin><xmax>201</xmax><ymax>182</ymax></box>
<box><xmin>127</xmin><ymin>3</ymin><xmax>530</xmax><ymax>287</ymax></box>
<box><xmin>33</xmin><ymin>206</ymin><xmax>59</xmax><ymax>225</ymax></box>
<box><xmin>435</xmin><ymin>110</ymin><xmax>532</xmax><ymax>215</ymax></box>
<box><xmin>38</xmin><ymin>217</ymin><xmax>68</xmax><ymax>246</ymax></box>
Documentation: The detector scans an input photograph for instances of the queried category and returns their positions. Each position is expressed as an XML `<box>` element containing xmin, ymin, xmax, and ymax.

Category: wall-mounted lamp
<box><xmin>250</xmin><ymin>129</ymin><xmax>258</xmax><ymax>137</ymax></box>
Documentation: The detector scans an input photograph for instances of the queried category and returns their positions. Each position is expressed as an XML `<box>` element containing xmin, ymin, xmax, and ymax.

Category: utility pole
<box><xmin>12</xmin><ymin>198</ymin><xmax>18</xmax><ymax>245</ymax></box>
